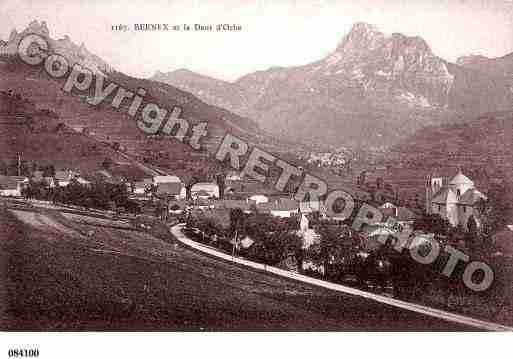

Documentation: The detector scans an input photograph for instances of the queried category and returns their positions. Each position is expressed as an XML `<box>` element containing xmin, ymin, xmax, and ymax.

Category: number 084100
<box><xmin>8</xmin><ymin>349</ymin><xmax>39</xmax><ymax>357</ymax></box>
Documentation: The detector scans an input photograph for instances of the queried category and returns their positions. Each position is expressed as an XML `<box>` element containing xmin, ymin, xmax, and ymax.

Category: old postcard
<box><xmin>1</xmin><ymin>0</ymin><xmax>513</xmax><ymax>355</ymax></box>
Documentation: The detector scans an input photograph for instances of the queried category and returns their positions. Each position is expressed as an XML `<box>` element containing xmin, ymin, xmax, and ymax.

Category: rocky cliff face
<box><xmin>238</xmin><ymin>23</ymin><xmax>455</xmax><ymax>109</ymax></box>
<box><xmin>0</xmin><ymin>20</ymin><xmax>113</xmax><ymax>75</ymax></box>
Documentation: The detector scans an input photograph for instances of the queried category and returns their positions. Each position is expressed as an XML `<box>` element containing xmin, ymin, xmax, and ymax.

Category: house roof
<box><xmin>458</xmin><ymin>188</ymin><xmax>487</xmax><ymax>205</ymax></box>
<box><xmin>156</xmin><ymin>182</ymin><xmax>183</xmax><ymax>195</ymax></box>
<box><xmin>396</xmin><ymin>206</ymin><xmax>418</xmax><ymax>222</ymax></box>
<box><xmin>299</xmin><ymin>200</ymin><xmax>321</xmax><ymax>212</ymax></box>
<box><xmin>134</xmin><ymin>181</ymin><xmax>149</xmax><ymax>189</ymax></box>
<box><xmin>449</xmin><ymin>171</ymin><xmax>474</xmax><ymax>186</ymax></box>
<box><xmin>191</xmin><ymin>182</ymin><xmax>219</xmax><ymax>192</ymax></box>
<box><xmin>226</xmin><ymin>171</ymin><xmax>242</xmax><ymax>181</ymax></box>
<box><xmin>7</xmin><ymin>176</ymin><xmax>29</xmax><ymax>183</ymax></box>
<box><xmin>32</xmin><ymin>170</ymin><xmax>44</xmax><ymax>179</ymax></box>
<box><xmin>87</xmin><ymin>171</ymin><xmax>124</xmax><ymax>184</ymax></box>
<box><xmin>168</xmin><ymin>201</ymin><xmax>188</xmax><ymax>210</ymax></box>
<box><xmin>98</xmin><ymin>170</ymin><xmax>112</xmax><ymax>178</ymax></box>
<box><xmin>380</xmin><ymin>207</ymin><xmax>396</xmax><ymax>218</ymax></box>
<box><xmin>257</xmin><ymin>198</ymin><xmax>298</xmax><ymax>212</ymax></box>
<box><xmin>366</xmin><ymin>226</ymin><xmax>396</xmax><ymax>238</ymax></box>
<box><xmin>432</xmin><ymin>188</ymin><xmax>459</xmax><ymax>204</ymax></box>
<box><xmin>432</xmin><ymin>186</ymin><xmax>486</xmax><ymax>206</ymax></box>
<box><xmin>194</xmin><ymin>190</ymin><xmax>211</xmax><ymax>197</ymax></box>
<box><xmin>432</xmin><ymin>188</ymin><xmax>449</xmax><ymax>204</ymax></box>
<box><xmin>76</xmin><ymin>177</ymin><xmax>91</xmax><ymax>185</ymax></box>
<box><xmin>249</xmin><ymin>194</ymin><xmax>269</xmax><ymax>200</ymax></box>
<box><xmin>380</xmin><ymin>202</ymin><xmax>397</xmax><ymax>209</ymax></box>
<box><xmin>216</xmin><ymin>199</ymin><xmax>256</xmax><ymax>210</ymax></box>
<box><xmin>0</xmin><ymin>176</ymin><xmax>23</xmax><ymax>190</ymax></box>
<box><xmin>55</xmin><ymin>170</ymin><xmax>77</xmax><ymax>181</ymax></box>
<box><xmin>154</xmin><ymin>175</ymin><xmax>181</xmax><ymax>184</ymax></box>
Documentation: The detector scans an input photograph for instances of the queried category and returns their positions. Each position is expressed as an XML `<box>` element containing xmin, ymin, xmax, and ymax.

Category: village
<box><xmin>1</xmin><ymin>155</ymin><xmax>511</xmax><ymax>314</ymax></box>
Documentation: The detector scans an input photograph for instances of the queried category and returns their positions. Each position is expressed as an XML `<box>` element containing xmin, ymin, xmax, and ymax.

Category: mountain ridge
<box><xmin>0</xmin><ymin>20</ymin><xmax>114</xmax><ymax>75</ymax></box>
<box><xmin>456</xmin><ymin>52</ymin><xmax>513</xmax><ymax>80</ymax></box>
<box><xmin>1</xmin><ymin>21</ymin><xmax>299</xmax><ymax>180</ymax></box>
<box><xmin>152</xmin><ymin>22</ymin><xmax>513</xmax><ymax>147</ymax></box>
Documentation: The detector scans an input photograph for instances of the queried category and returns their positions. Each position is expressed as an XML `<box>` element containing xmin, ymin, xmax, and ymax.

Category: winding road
<box><xmin>0</xmin><ymin>202</ymin><xmax>494</xmax><ymax>331</ymax></box>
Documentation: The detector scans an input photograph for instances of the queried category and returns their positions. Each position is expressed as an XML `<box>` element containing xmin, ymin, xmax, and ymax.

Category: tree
<box><xmin>414</xmin><ymin>194</ymin><xmax>422</xmax><ymax>210</ymax></box>
<box><xmin>467</xmin><ymin>215</ymin><xmax>477</xmax><ymax>234</ymax></box>
<box><xmin>413</xmin><ymin>213</ymin><xmax>450</xmax><ymax>236</ymax></box>
<box><xmin>357</xmin><ymin>171</ymin><xmax>367</xmax><ymax>186</ymax></box>
<box><xmin>244</xmin><ymin>214</ymin><xmax>303</xmax><ymax>266</ymax></box>
<box><xmin>43</xmin><ymin>164</ymin><xmax>55</xmax><ymax>177</ymax></box>
<box><xmin>215</xmin><ymin>172</ymin><xmax>227</xmax><ymax>200</ymax></box>
<box><xmin>481</xmin><ymin>182</ymin><xmax>511</xmax><ymax>231</ymax></box>
<box><xmin>144</xmin><ymin>183</ymin><xmax>157</xmax><ymax>197</ymax></box>
<box><xmin>465</xmin><ymin>215</ymin><xmax>478</xmax><ymax>249</ymax></box>
<box><xmin>183</xmin><ymin>169</ymin><xmax>204</xmax><ymax>200</ymax></box>
<box><xmin>0</xmin><ymin>160</ymin><xmax>7</xmax><ymax>175</ymax></box>
<box><xmin>376</xmin><ymin>177</ymin><xmax>384</xmax><ymax>190</ymax></box>
<box><xmin>54</xmin><ymin>123</ymin><xmax>65</xmax><ymax>133</ymax></box>
<box><xmin>315</xmin><ymin>223</ymin><xmax>359</xmax><ymax>278</ymax></box>
<box><xmin>229</xmin><ymin>208</ymin><xmax>245</xmax><ymax>235</ymax></box>
<box><xmin>102</xmin><ymin>157</ymin><xmax>113</xmax><ymax>170</ymax></box>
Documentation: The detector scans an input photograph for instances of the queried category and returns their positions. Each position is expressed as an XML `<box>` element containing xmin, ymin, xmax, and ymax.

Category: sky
<box><xmin>1</xmin><ymin>0</ymin><xmax>513</xmax><ymax>81</ymax></box>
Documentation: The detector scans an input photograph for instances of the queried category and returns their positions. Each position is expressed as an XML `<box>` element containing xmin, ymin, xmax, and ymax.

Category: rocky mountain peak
<box><xmin>26</xmin><ymin>20</ymin><xmax>50</xmax><ymax>37</ymax></box>
<box><xmin>336</xmin><ymin>22</ymin><xmax>385</xmax><ymax>53</ymax></box>
<box><xmin>0</xmin><ymin>20</ymin><xmax>113</xmax><ymax>75</ymax></box>
<box><xmin>389</xmin><ymin>33</ymin><xmax>431</xmax><ymax>55</ymax></box>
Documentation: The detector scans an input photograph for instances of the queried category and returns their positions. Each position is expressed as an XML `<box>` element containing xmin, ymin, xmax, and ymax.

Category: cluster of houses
<box><xmin>3</xmin><ymin>167</ymin><xmax>506</xmax><ymax>242</ymax></box>
<box><xmin>0</xmin><ymin>170</ymin><xmax>91</xmax><ymax>196</ymax></box>
<box><xmin>306</xmin><ymin>150</ymin><xmax>350</xmax><ymax>168</ymax></box>
<box><xmin>131</xmin><ymin>175</ymin><xmax>221</xmax><ymax>201</ymax></box>
<box><xmin>0</xmin><ymin>175</ymin><xmax>28</xmax><ymax>197</ymax></box>
<box><xmin>1</xmin><ymin>168</ymin><xmax>479</xmax><ymax>228</ymax></box>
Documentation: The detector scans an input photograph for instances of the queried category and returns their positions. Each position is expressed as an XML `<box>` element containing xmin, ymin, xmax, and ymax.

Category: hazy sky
<box><xmin>1</xmin><ymin>0</ymin><xmax>513</xmax><ymax>81</ymax></box>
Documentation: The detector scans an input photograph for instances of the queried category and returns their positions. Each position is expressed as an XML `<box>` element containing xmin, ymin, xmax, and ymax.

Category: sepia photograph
<box><xmin>1</xmin><ymin>0</ymin><xmax>513</xmax><ymax>356</ymax></box>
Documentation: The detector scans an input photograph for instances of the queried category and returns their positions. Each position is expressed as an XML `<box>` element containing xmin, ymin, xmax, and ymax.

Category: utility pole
<box><xmin>232</xmin><ymin>229</ymin><xmax>238</xmax><ymax>261</ymax></box>
<box><xmin>17</xmin><ymin>152</ymin><xmax>21</xmax><ymax>176</ymax></box>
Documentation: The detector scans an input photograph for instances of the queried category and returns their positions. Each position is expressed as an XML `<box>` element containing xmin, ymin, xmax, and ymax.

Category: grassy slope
<box><xmin>0</xmin><ymin>205</ymin><xmax>470</xmax><ymax>330</ymax></box>
<box><xmin>382</xmin><ymin>111</ymin><xmax>513</xmax><ymax>207</ymax></box>
<box><xmin>0</xmin><ymin>55</ymin><xmax>310</xmax><ymax>182</ymax></box>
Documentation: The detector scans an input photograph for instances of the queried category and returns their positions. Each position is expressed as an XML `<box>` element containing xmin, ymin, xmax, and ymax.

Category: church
<box><xmin>425</xmin><ymin>171</ymin><xmax>487</xmax><ymax>229</ymax></box>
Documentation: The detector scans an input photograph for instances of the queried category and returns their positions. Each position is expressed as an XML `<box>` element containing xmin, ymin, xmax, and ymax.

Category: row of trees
<box><xmin>185</xmin><ymin>208</ymin><xmax>302</xmax><ymax>267</ymax></box>
<box><xmin>21</xmin><ymin>178</ymin><xmax>139</xmax><ymax>213</ymax></box>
